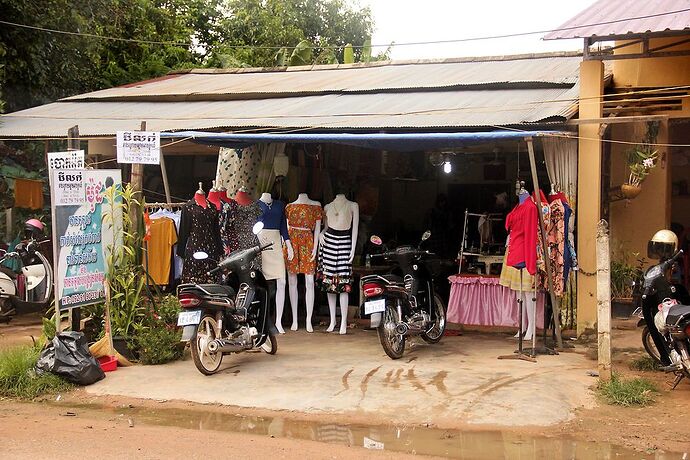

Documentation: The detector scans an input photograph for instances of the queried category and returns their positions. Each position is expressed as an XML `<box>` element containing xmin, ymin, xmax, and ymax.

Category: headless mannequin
<box><xmin>286</xmin><ymin>193</ymin><xmax>321</xmax><ymax>333</ymax></box>
<box><xmin>218</xmin><ymin>186</ymin><xmax>231</xmax><ymax>204</ymax></box>
<box><xmin>194</xmin><ymin>182</ymin><xmax>207</xmax><ymax>208</ymax></box>
<box><xmin>511</xmin><ymin>188</ymin><xmax>535</xmax><ymax>340</ymax></box>
<box><xmin>322</xmin><ymin>194</ymin><xmax>359</xmax><ymax>334</ymax></box>
<box><xmin>235</xmin><ymin>187</ymin><xmax>252</xmax><ymax>206</ymax></box>
<box><xmin>259</xmin><ymin>193</ymin><xmax>294</xmax><ymax>334</ymax></box>
<box><xmin>207</xmin><ymin>180</ymin><xmax>222</xmax><ymax>210</ymax></box>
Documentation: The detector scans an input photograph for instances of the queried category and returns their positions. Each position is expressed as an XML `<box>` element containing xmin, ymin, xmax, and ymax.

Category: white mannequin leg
<box><xmin>305</xmin><ymin>274</ymin><xmax>315</xmax><ymax>332</ymax></box>
<box><xmin>275</xmin><ymin>277</ymin><xmax>287</xmax><ymax>334</ymax></box>
<box><xmin>327</xmin><ymin>293</ymin><xmax>337</xmax><ymax>332</ymax></box>
<box><xmin>339</xmin><ymin>292</ymin><xmax>349</xmax><ymax>335</ymax></box>
<box><xmin>287</xmin><ymin>273</ymin><xmax>299</xmax><ymax>331</ymax></box>
<box><xmin>513</xmin><ymin>292</ymin><xmax>528</xmax><ymax>338</ymax></box>
<box><xmin>523</xmin><ymin>294</ymin><xmax>536</xmax><ymax>341</ymax></box>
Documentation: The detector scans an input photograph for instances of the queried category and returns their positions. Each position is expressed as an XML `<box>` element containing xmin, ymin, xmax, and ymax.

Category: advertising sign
<box><xmin>116</xmin><ymin>130</ymin><xmax>160</xmax><ymax>164</ymax></box>
<box><xmin>46</xmin><ymin>150</ymin><xmax>85</xmax><ymax>186</ymax></box>
<box><xmin>51</xmin><ymin>169</ymin><xmax>122</xmax><ymax>311</ymax></box>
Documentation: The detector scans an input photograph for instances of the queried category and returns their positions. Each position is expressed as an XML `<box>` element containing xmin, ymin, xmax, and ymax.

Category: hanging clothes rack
<box><xmin>143</xmin><ymin>202</ymin><xmax>186</xmax><ymax>209</ymax></box>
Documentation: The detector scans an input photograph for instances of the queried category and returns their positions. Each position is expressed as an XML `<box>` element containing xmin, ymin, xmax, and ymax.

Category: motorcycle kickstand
<box><xmin>669</xmin><ymin>373</ymin><xmax>684</xmax><ymax>390</ymax></box>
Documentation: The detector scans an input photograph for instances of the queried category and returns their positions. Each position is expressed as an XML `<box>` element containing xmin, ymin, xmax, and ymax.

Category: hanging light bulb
<box><xmin>442</xmin><ymin>153</ymin><xmax>452</xmax><ymax>174</ymax></box>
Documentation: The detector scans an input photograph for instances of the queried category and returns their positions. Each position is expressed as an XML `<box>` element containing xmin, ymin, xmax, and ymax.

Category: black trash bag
<box><xmin>36</xmin><ymin>331</ymin><xmax>105</xmax><ymax>385</ymax></box>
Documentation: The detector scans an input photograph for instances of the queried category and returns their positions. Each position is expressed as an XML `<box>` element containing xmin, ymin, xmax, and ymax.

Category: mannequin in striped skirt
<box><xmin>319</xmin><ymin>194</ymin><xmax>359</xmax><ymax>334</ymax></box>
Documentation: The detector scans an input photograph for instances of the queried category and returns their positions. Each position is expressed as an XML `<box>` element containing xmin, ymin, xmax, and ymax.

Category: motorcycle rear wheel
<box><xmin>421</xmin><ymin>294</ymin><xmax>447</xmax><ymax>344</ymax></box>
<box><xmin>378</xmin><ymin>304</ymin><xmax>405</xmax><ymax>359</ymax></box>
<box><xmin>260</xmin><ymin>331</ymin><xmax>278</xmax><ymax>355</ymax></box>
<box><xmin>191</xmin><ymin>314</ymin><xmax>223</xmax><ymax>375</ymax></box>
<box><xmin>641</xmin><ymin>326</ymin><xmax>662</xmax><ymax>365</ymax></box>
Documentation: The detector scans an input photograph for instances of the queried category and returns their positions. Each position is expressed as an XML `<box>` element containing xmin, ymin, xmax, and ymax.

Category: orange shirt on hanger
<box><xmin>144</xmin><ymin>217</ymin><xmax>178</xmax><ymax>285</ymax></box>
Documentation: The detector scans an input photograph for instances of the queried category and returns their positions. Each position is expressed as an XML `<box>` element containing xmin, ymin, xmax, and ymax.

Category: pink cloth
<box><xmin>447</xmin><ymin>275</ymin><xmax>544</xmax><ymax>328</ymax></box>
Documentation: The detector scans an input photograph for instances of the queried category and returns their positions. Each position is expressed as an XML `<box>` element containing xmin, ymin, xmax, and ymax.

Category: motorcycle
<box><xmin>360</xmin><ymin>231</ymin><xmax>447</xmax><ymax>359</ymax></box>
<box><xmin>176</xmin><ymin>222</ymin><xmax>277</xmax><ymax>375</ymax></box>
<box><xmin>0</xmin><ymin>219</ymin><xmax>53</xmax><ymax>323</ymax></box>
<box><xmin>640</xmin><ymin>249</ymin><xmax>690</xmax><ymax>387</ymax></box>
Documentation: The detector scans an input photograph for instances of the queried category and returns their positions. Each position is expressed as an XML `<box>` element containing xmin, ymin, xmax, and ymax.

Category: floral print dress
<box><xmin>283</xmin><ymin>203</ymin><xmax>323</xmax><ymax>274</ymax></box>
<box><xmin>219</xmin><ymin>199</ymin><xmax>262</xmax><ymax>270</ymax></box>
<box><xmin>177</xmin><ymin>201</ymin><xmax>223</xmax><ymax>284</ymax></box>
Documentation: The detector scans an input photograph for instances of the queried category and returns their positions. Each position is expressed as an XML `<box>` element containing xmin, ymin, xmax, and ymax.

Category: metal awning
<box><xmin>160</xmin><ymin>130</ymin><xmax>571</xmax><ymax>152</ymax></box>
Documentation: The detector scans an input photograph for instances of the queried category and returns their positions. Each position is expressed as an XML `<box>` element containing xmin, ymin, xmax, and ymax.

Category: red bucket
<box><xmin>97</xmin><ymin>355</ymin><xmax>117</xmax><ymax>372</ymax></box>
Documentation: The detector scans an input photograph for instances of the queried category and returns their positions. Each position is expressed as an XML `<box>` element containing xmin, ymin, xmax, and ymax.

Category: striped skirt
<box><xmin>318</xmin><ymin>228</ymin><xmax>353</xmax><ymax>293</ymax></box>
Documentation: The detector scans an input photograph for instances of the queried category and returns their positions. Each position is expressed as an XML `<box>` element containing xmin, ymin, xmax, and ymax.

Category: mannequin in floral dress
<box><xmin>284</xmin><ymin>193</ymin><xmax>323</xmax><ymax>332</ymax></box>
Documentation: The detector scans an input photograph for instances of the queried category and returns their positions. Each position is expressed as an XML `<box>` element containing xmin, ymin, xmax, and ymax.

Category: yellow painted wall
<box><xmin>613</xmin><ymin>38</ymin><xmax>690</xmax><ymax>87</ymax></box>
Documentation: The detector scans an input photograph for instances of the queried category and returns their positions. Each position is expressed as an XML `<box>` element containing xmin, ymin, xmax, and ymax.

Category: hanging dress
<box><xmin>219</xmin><ymin>199</ymin><xmax>263</xmax><ymax>271</ymax></box>
<box><xmin>283</xmin><ymin>203</ymin><xmax>323</xmax><ymax>275</ymax></box>
<box><xmin>177</xmin><ymin>201</ymin><xmax>223</xmax><ymax>284</ymax></box>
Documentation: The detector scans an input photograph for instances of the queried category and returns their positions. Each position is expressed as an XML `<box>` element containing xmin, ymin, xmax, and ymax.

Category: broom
<box><xmin>89</xmin><ymin>278</ymin><xmax>133</xmax><ymax>367</ymax></box>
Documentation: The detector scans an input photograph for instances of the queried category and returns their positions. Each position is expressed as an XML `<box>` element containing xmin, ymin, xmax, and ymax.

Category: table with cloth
<box><xmin>447</xmin><ymin>274</ymin><xmax>545</xmax><ymax>328</ymax></box>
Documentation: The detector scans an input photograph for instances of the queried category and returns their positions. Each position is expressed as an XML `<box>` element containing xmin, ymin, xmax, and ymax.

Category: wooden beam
<box><xmin>129</xmin><ymin>122</ymin><xmax>145</xmax><ymax>263</ymax></box>
<box><xmin>567</xmin><ymin>115</ymin><xmax>669</xmax><ymax>126</ymax></box>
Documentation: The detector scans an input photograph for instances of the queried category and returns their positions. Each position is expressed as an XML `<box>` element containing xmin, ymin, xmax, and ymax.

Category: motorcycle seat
<box><xmin>666</xmin><ymin>304</ymin><xmax>690</xmax><ymax>326</ymax></box>
<box><xmin>0</xmin><ymin>266</ymin><xmax>17</xmax><ymax>280</ymax></box>
<box><xmin>181</xmin><ymin>284</ymin><xmax>235</xmax><ymax>298</ymax></box>
<box><xmin>362</xmin><ymin>274</ymin><xmax>404</xmax><ymax>286</ymax></box>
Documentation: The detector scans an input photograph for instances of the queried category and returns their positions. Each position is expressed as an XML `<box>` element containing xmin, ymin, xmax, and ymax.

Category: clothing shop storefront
<box><xmin>0</xmin><ymin>52</ymin><xmax>589</xmax><ymax>339</ymax></box>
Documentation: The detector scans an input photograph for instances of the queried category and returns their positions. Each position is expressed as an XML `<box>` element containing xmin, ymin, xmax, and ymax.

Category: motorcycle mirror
<box><xmin>252</xmin><ymin>221</ymin><xmax>264</xmax><ymax>235</ymax></box>
<box><xmin>370</xmin><ymin>235</ymin><xmax>383</xmax><ymax>246</ymax></box>
<box><xmin>193</xmin><ymin>251</ymin><xmax>209</xmax><ymax>260</ymax></box>
<box><xmin>421</xmin><ymin>230</ymin><xmax>431</xmax><ymax>242</ymax></box>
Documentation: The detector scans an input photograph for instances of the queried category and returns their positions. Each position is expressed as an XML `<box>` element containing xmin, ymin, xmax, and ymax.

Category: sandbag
<box><xmin>36</xmin><ymin>331</ymin><xmax>105</xmax><ymax>385</ymax></box>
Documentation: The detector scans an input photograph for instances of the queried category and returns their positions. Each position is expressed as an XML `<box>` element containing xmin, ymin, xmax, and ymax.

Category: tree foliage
<box><xmin>0</xmin><ymin>0</ymin><xmax>378</xmax><ymax>113</ymax></box>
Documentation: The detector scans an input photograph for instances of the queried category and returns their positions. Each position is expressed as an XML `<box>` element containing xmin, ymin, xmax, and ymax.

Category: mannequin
<box><xmin>218</xmin><ymin>186</ymin><xmax>232</xmax><ymax>204</ymax></box>
<box><xmin>235</xmin><ymin>186</ymin><xmax>253</xmax><ymax>206</ymax></box>
<box><xmin>257</xmin><ymin>192</ymin><xmax>294</xmax><ymax>334</ymax></box>
<box><xmin>320</xmin><ymin>194</ymin><xmax>359</xmax><ymax>334</ymax></box>
<box><xmin>194</xmin><ymin>182</ymin><xmax>207</xmax><ymax>208</ymax></box>
<box><xmin>207</xmin><ymin>180</ymin><xmax>222</xmax><ymax>210</ymax></box>
<box><xmin>285</xmin><ymin>193</ymin><xmax>322</xmax><ymax>332</ymax></box>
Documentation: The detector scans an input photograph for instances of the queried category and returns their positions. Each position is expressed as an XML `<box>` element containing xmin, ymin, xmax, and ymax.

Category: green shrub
<box><xmin>132</xmin><ymin>325</ymin><xmax>183</xmax><ymax>365</ymax></box>
<box><xmin>597</xmin><ymin>373</ymin><xmax>657</xmax><ymax>406</ymax></box>
<box><xmin>0</xmin><ymin>346</ymin><xmax>73</xmax><ymax>398</ymax></box>
<box><xmin>154</xmin><ymin>295</ymin><xmax>181</xmax><ymax>325</ymax></box>
<box><xmin>629</xmin><ymin>355</ymin><xmax>660</xmax><ymax>372</ymax></box>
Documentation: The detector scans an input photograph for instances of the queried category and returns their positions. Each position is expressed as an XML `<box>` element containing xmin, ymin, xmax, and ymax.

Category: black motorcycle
<box><xmin>360</xmin><ymin>231</ymin><xmax>447</xmax><ymax>359</ymax></box>
<box><xmin>640</xmin><ymin>249</ymin><xmax>690</xmax><ymax>387</ymax></box>
<box><xmin>176</xmin><ymin>223</ymin><xmax>277</xmax><ymax>375</ymax></box>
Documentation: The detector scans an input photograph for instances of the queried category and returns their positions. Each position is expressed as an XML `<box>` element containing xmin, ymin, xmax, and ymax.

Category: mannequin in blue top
<box><xmin>258</xmin><ymin>193</ymin><xmax>294</xmax><ymax>334</ymax></box>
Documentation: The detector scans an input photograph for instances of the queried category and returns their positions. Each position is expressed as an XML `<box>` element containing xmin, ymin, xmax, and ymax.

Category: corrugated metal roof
<box><xmin>544</xmin><ymin>0</ymin><xmax>690</xmax><ymax>40</ymax></box>
<box><xmin>63</xmin><ymin>54</ymin><xmax>583</xmax><ymax>101</ymax></box>
<box><xmin>0</xmin><ymin>53</ymin><xmax>606</xmax><ymax>138</ymax></box>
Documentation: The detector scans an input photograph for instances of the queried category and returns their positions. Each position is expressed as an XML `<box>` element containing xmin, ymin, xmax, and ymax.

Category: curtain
<box><xmin>543</xmin><ymin>137</ymin><xmax>578</xmax><ymax>210</ymax></box>
<box><xmin>256</xmin><ymin>143</ymin><xmax>286</xmax><ymax>195</ymax></box>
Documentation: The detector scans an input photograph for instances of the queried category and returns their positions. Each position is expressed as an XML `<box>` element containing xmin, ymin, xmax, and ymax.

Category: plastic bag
<box><xmin>36</xmin><ymin>331</ymin><xmax>105</xmax><ymax>385</ymax></box>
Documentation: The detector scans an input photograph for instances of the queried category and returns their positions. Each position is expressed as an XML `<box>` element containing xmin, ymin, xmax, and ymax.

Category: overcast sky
<box><xmin>360</xmin><ymin>0</ymin><xmax>600</xmax><ymax>60</ymax></box>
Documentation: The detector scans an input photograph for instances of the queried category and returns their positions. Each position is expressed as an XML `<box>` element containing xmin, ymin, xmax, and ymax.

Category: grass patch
<box><xmin>0</xmin><ymin>346</ymin><xmax>73</xmax><ymax>399</ymax></box>
<box><xmin>629</xmin><ymin>355</ymin><xmax>660</xmax><ymax>372</ymax></box>
<box><xmin>597</xmin><ymin>373</ymin><xmax>658</xmax><ymax>407</ymax></box>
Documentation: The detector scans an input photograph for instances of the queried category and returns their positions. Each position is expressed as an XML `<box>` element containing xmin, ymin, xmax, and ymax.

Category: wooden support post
<box><xmin>129</xmin><ymin>122</ymin><xmax>146</xmax><ymax>262</ymax></box>
<box><xmin>525</xmin><ymin>137</ymin><xmax>564</xmax><ymax>349</ymax></box>
<box><xmin>596</xmin><ymin>219</ymin><xmax>612</xmax><ymax>381</ymax></box>
<box><xmin>67</xmin><ymin>126</ymin><xmax>81</xmax><ymax>332</ymax></box>
<box><xmin>159</xmin><ymin>150</ymin><xmax>171</xmax><ymax>204</ymax></box>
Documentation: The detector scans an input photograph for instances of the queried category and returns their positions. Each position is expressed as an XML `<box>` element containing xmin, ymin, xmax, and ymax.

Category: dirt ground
<box><xmin>2</xmin><ymin>314</ymin><xmax>690</xmax><ymax>457</ymax></box>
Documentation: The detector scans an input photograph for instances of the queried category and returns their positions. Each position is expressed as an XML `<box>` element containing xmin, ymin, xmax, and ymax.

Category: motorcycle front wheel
<box><xmin>191</xmin><ymin>314</ymin><xmax>223</xmax><ymax>375</ymax></box>
<box><xmin>260</xmin><ymin>331</ymin><xmax>278</xmax><ymax>355</ymax></box>
<box><xmin>378</xmin><ymin>304</ymin><xmax>405</xmax><ymax>359</ymax></box>
<box><xmin>421</xmin><ymin>294</ymin><xmax>447</xmax><ymax>344</ymax></box>
<box><xmin>641</xmin><ymin>326</ymin><xmax>662</xmax><ymax>365</ymax></box>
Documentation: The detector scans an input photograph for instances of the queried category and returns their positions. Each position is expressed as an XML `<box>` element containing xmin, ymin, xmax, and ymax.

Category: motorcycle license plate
<box><xmin>177</xmin><ymin>310</ymin><xmax>201</xmax><ymax>326</ymax></box>
<box><xmin>364</xmin><ymin>299</ymin><xmax>386</xmax><ymax>315</ymax></box>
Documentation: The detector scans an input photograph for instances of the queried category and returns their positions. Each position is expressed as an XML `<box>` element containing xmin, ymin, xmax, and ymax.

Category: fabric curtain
<box><xmin>543</xmin><ymin>137</ymin><xmax>578</xmax><ymax>210</ymax></box>
<box><xmin>256</xmin><ymin>143</ymin><xmax>286</xmax><ymax>195</ymax></box>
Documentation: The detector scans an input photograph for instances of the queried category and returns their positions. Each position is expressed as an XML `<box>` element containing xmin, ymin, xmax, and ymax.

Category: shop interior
<box><xmin>140</xmin><ymin>137</ymin><xmax>562</xmax><ymax>333</ymax></box>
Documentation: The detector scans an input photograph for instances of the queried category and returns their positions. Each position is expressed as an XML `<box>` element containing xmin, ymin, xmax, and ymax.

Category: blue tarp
<box><xmin>160</xmin><ymin>130</ymin><xmax>572</xmax><ymax>152</ymax></box>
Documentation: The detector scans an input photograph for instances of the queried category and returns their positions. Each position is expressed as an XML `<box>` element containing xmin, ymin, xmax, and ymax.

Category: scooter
<box><xmin>176</xmin><ymin>222</ymin><xmax>277</xmax><ymax>375</ymax></box>
<box><xmin>0</xmin><ymin>219</ymin><xmax>53</xmax><ymax>323</ymax></box>
<box><xmin>360</xmin><ymin>230</ymin><xmax>447</xmax><ymax>359</ymax></box>
<box><xmin>640</xmin><ymin>249</ymin><xmax>690</xmax><ymax>387</ymax></box>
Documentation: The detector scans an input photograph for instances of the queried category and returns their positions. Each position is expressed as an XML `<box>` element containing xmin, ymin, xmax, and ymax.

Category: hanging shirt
<box><xmin>151</xmin><ymin>209</ymin><xmax>184</xmax><ymax>280</ymax></box>
<box><xmin>145</xmin><ymin>217</ymin><xmax>178</xmax><ymax>285</ymax></box>
<box><xmin>14</xmin><ymin>178</ymin><xmax>43</xmax><ymax>209</ymax></box>
<box><xmin>505</xmin><ymin>198</ymin><xmax>538</xmax><ymax>275</ymax></box>
<box><xmin>258</xmin><ymin>199</ymin><xmax>290</xmax><ymax>241</ymax></box>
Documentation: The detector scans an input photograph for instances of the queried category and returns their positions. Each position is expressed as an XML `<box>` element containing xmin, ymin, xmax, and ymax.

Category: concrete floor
<box><xmin>86</xmin><ymin>328</ymin><xmax>597</xmax><ymax>428</ymax></box>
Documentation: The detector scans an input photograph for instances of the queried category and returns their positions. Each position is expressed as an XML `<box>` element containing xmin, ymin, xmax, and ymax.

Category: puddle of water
<box><xmin>65</xmin><ymin>403</ymin><xmax>686</xmax><ymax>459</ymax></box>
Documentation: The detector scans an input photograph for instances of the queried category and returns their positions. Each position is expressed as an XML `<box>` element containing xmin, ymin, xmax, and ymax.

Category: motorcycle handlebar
<box><xmin>208</xmin><ymin>266</ymin><xmax>222</xmax><ymax>276</ymax></box>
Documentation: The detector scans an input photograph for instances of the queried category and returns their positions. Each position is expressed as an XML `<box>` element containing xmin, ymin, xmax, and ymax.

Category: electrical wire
<box><xmin>2</xmin><ymin>6</ymin><xmax>690</xmax><ymax>50</ymax></box>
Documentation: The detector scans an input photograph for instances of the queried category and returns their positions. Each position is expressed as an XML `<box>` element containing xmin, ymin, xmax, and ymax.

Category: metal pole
<box><xmin>525</xmin><ymin>137</ymin><xmax>563</xmax><ymax>349</ymax></box>
<box><xmin>459</xmin><ymin>209</ymin><xmax>469</xmax><ymax>273</ymax></box>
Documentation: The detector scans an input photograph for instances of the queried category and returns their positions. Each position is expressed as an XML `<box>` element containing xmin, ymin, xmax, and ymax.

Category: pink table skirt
<box><xmin>447</xmin><ymin>275</ymin><xmax>544</xmax><ymax>328</ymax></box>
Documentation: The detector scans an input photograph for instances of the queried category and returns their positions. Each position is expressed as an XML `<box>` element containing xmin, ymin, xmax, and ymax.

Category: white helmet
<box><xmin>648</xmin><ymin>229</ymin><xmax>678</xmax><ymax>260</ymax></box>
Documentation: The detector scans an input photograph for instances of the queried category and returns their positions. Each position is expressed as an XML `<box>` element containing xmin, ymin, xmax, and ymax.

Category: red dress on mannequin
<box><xmin>505</xmin><ymin>198</ymin><xmax>538</xmax><ymax>275</ymax></box>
